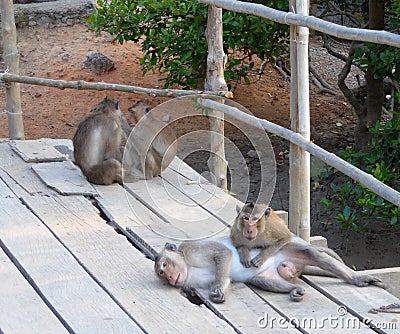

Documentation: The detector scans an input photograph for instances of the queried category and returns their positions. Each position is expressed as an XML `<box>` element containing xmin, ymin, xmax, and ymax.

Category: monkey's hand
<box><xmin>237</xmin><ymin>247</ymin><xmax>252</xmax><ymax>268</ymax></box>
<box><xmin>351</xmin><ymin>274</ymin><xmax>386</xmax><ymax>289</ymax></box>
<box><xmin>209</xmin><ymin>284</ymin><xmax>225</xmax><ymax>303</ymax></box>
<box><xmin>290</xmin><ymin>286</ymin><xmax>305</xmax><ymax>302</ymax></box>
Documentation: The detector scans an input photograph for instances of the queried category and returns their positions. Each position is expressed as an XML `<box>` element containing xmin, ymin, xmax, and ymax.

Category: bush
<box><xmin>85</xmin><ymin>0</ymin><xmax>289</xmax><ymax>89</ymax></box>
<box><xmin>320</xmin><ymin>114</ymin><xmax>400</xmax><ymax>230</ymax></box>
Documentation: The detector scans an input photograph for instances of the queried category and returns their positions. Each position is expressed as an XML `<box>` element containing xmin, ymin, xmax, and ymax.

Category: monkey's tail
<box><xmin>84</xmin><ymin>159</ymin><xmax>122</xmax><ymax>185</ymax></box>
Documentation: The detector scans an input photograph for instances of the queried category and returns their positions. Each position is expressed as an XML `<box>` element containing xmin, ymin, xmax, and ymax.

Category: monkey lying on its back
<box><xmin>155</xmin><ymin>237</ymin><xmax>384</xmax><ymax>303</ymax></box>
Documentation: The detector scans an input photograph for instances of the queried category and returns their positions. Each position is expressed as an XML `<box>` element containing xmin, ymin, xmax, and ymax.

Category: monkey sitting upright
<box><xmin>73</xmin><ymin>96</ymin><xmax>123</xmax><ymax>185</ymax></box>
<box><xmin>154</xmin><ymin>237</ymin><xmax>384</xmax><ymax>303</ymax></box>
<box><xmin>231</xmin><ymin>201</ymin><xmax>292</xmax><ymax>268</ymax></box>
<box><xmin>122</xmin><ymin>101</ymin><xmax>177</xmax><ymax>181</ymax></box>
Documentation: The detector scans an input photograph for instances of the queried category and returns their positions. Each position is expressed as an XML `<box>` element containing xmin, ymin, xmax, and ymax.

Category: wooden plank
<box><xmin>23</xmin><ymin>193</ymin><xmax>236</xmax><ymax>334</ymax></box>
<box><xmin>124</xmin><ymin>177</ymin><xmax>230</xmax><ymax>239</ymax></box>
<box><xmin>0</xmin><ymin>194</ymin><xmax>144</xmax><ymax>333</ymax></box>
<box><xmin>31</xmin><ymin>160</ymin><xmax>98</xmax><ymax>196</ymax></box>
<box><xmin>10</xmin><ymin>139</ymin><xmax>67</xmax><ymax>162</ymax></box>
<box><xmin>0</xmin><ymin>143</ymin><xmax>52</xmax><ymax>196</ymax></box>
<box><xmin>95</xmin><ymin>184</ymin><xmax>191</xmax><ymax>249</ymax></box>
<box><xmin>94</xmin><ymin>184</ymin><xmax>298</xmax><ymax>334</ymax></box>
<box><xmin>304</xmin><ymin>275</ymin><xmax>400</xmax><ymax>333</ymax></box>
<box><xmin>161</xmin><ymin>166</ymin><xmax>240</xmax><ymax>226</ymax></box>
<box><xmin>0</xmin><ymin>248</ymin><xmax>68</xmax><ymax>334</ymax></box>
<box><xmin>42</xmin><ymin>138</ymin><xmax>74</xmax><ymax>161</ymax></box>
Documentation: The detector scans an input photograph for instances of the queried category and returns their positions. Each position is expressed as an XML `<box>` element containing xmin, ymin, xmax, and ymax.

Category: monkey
<box><xmin>230</xmin><ymin>201</ymin><xmax>292</xmax><ymax>268</ymax></box>
<box><xmin>73</xmin><ymin>96</ymin><xmax>123</xmax><ymax>185</ymax></box>
<box><xmin>154</xmin><ymin>236</ymin><xmax>384</xmax><ymax>303</ymax></box>
<box><xmin>122</xmin><ymin>101</ymin><xmax>177</xmax><ymax>181</ymax></box>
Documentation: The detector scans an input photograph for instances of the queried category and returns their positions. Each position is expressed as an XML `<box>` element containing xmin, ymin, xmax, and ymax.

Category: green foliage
<box><xmin>351</xmin><ymin>1</ymin><xmax>400</xmax><ymax>81</ymax></box>
<box><xmin>319</xmin><ymin>115</ymin><xmax>400</xmax><ymax>230</ymax></box>
<box><xmin>85</xmin><ymin>0</ymin><xmax>289</xmax><ymax>88</ymax></box>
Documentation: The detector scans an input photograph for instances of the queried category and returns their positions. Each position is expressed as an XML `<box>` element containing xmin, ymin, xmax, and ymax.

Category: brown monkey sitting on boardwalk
<box><xmin>73</xmin><ymin>96</ymin><xmax>123</xmax><ymax>185</ymax></box>
<box><xmin>123</xmin><ymin>101</ymin><xmax>177</xmax><ymax>181</ymax></box>
<box><xmin>154</xmin><ymin>237</ymin><xmax>384</xmax><ymax>303</ymax></box>
<box><xmin>231</xmin><ymin>201</ymin><xmax>292</xmax><ymax>268</ymax></box>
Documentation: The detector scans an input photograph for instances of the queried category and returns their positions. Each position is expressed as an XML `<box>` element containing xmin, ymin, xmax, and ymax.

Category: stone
<box><xmin>83</xmin><ymin>52</ymin><xmax>115</xmax><ymax>75</ymax></box>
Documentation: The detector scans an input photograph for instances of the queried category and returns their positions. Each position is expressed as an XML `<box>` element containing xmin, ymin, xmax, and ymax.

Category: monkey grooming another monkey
<box><xmin>123</xmin><ymin>101</ymin><xmax>177</xmax><ymax>181</ymax></box>
<box><xmin>73</xmin><ymin>96</ymin><xmax>123</xmax><ymax>185</ymax></box>
<box><xmin>155</xmin><ymin>237</ymin><xmax>384</xmax><ymax>303</ymax></box>
<box><xmin>231</xmin><ymin>201</ymin><xmax>291</xmax><ymax>268</ymax></box>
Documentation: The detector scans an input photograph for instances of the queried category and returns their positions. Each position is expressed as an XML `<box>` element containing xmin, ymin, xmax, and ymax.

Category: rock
<box><xmin>247</xmin><ymin>149</ymin><xmax>258</xmax><ymax>159</ymax></box>
<box><xmin>83</xmin><ymin>52</ymin><xmax>115</xmax><ymax>75</ymax></box>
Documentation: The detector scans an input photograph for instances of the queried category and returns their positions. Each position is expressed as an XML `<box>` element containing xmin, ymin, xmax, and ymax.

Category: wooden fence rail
<box><xmin>198</xmin><ymin>0</ymin><xmax>400</xmax><ymax>47</ymax></box>
<box><xmin>198</xmin><ymin>99</ymin><xmax>400</xmax><ymax>208</ymax></box>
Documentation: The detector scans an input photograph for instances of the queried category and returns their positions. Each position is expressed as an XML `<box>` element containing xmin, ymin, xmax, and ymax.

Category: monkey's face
<box><xmin>155</xmin><ymin>243</ymin><xmax>187</xmax><ymax>288</ymax></box>
<box><xmin>127</xmin><ymin>101</ymin><xmax>151</xmax><ymax>126</ymax></box>
<box><xmin>239</xmin><ymin>213</ymin><xmax>262</xmax><ymax>241</ymax></box>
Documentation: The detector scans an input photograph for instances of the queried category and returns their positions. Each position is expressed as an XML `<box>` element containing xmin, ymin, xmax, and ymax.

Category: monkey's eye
<box><xmin>162</xmin><ymin>261</ymin><xmax>167</xmax><ymax>268</ymax></box>
<box><xmin>242</xmin><ymin>215</ymin><xmax>250</xmax><ymax>221</ymax></box>
<box><xmin>159</xmin><ymin>270</ymin><xmax>164</xmax><ymax>276</ymax></box>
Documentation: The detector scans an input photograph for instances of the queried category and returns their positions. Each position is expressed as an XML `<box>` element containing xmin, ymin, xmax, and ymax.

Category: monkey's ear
<box><xmin>236</xmin><ymin>205</ymin><xmax>242</xmax><ymax>214</ymax></box>
<box><xmin>165</xmin><ymin>242</ymin><xmax>177</xmax><ymax>252</ymax></box>
<box><xmin>265</xmin><ymin>207</ymin><xmax>271</xmax><ymax>217</ymax></box>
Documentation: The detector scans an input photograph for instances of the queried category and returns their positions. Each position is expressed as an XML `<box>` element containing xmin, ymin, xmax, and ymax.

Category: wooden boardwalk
<box><xmin>0</xmin><ymin>139</ymin><xmax>399</xmax><ymax>334</ymax></box>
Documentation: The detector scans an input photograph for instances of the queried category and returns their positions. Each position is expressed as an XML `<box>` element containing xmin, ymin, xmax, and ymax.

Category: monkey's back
<box><xmin>73</xmin><ymin>112</ymin><xmax>121</xmax><ymax>171</ymax></box>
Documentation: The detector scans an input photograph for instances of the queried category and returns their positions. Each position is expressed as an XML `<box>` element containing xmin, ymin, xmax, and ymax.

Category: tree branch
<box><xmin>0</xmin><ymin>72</ymin><xmax>233</xmax><ymax>98</ymax></box>
<box><xmin>337</xmin><ymin>41</ymin><xmax>362</xmax><ymax>114</ymax></box>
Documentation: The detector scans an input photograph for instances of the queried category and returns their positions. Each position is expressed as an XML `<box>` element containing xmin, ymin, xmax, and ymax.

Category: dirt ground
<box><xmin>1</xmin><ymin>23</ymin><xmax>399</xmax><ymax>270</ymax></box>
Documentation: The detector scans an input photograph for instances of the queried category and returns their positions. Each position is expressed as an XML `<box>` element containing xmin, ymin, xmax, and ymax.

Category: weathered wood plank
<box><xmin>0</xmin><ymin>144</ymin><xmax>51</xmax><ymax>196</ymax></box>
<box><xmin>124</xmin><ymin>178</ymin><xmax>230</xmax><ymax>239</ymax></box>
<box><xmin>23</xmin><ymin>193</ymin><xmax>235</xmax><ymax>334</ymax></box>
<box><xmin>9</xmin><ymin>139</ymin><xmax>67</xmax><ymax>162</ymax></box>
<box><xmin>42</xmin><ymin>138</ymin><xmax>74</xmax><ymax>161</ymax></box>
<box><xmin>304</xmin><ymin>275</ymin><xmax>400</xmax><ymax>333</ymax></box>
<box><xmin>0</xmin><ymin>193</ymin><xmax>144</xmax><ymax>333</ymax></box>
<box><xmin>0</xmin><ymin>248</ymin><xmax>68</xmax><ymax>334</ymax></box>
<box><xmin>32</xmin><ymin>160</ymin><xmax>98</xmax><ymax>196</ymax></box>
<box><xmin>95</xmin><ymin>184</ymin><xmax>191</xmax><ymax>248</ymax></box>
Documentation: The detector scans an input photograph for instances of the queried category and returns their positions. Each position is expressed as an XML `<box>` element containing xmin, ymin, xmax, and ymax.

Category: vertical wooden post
<box><xmin>289</xmin><ymin>0</ymin><xmax>310</xmax><ymax>241</ymax></box>
<box><xmin>205</xmin><ymin>5</ymin><xmax>228</xmax><ymax>190</ymax></box>
<box><xmin>0</xmin><ymin>0</ymin><xmax>25</xmax><ymax>139</ymax></box>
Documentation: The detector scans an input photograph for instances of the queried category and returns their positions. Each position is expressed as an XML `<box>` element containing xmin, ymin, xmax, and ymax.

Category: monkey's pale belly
<box><xmin>188</xmin><ymin>237</ymin><xmax>285</xmax><ymax>288</ymax></box>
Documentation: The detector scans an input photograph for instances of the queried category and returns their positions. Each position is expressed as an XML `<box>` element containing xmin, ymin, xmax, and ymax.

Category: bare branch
<box><xmin>309</xmin><ymin>65</ymin><xmax>337</xmax><ymax>91</ymax></box>
<box><xmin>337</xmin><ymin>41</ymin><xmax>362</xmax><ymax>114</ymax></box>
<box><xmin>0</xmin><ymin>72</ymin><xmax>233</xmax><ymax>98</ymax></box>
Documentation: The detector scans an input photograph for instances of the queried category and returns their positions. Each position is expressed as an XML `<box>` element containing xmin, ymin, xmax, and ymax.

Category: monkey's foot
<box><xmin>209</xmin><ymin>286</ymin><xmax>225</xmax><ymax>303</ymax></box>
<box><xmin>250</xmin><ymin>254</ymin><xmax>263</xmax><ymax>268</ymax></box>
<box><xmin>290</xmin><ymin>286</ymin><xmax>305</xmax><ymax>302</ymax></box>
<box><xmin>352</xmin><ymin>275</ymin><xmax>386</xmax><ymax>289</ymax></box>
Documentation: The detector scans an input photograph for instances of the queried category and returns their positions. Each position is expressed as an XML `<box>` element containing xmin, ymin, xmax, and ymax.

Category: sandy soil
<box><xmin>1</xmin><ymin>23</ymin><xmax>399</xmax><ymax>270</ymax></box>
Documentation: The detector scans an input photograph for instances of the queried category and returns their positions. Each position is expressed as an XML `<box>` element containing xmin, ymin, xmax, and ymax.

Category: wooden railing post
<box><xmin>205</xmin><ymin>5</ymin><xmax>228</xmax><ymax>190</ymax></box>
<box><xmin>289</xmin><ymin>0</ymin><xmax>310</xmax><ymax>241</ymax></box>
<box><xmin>0</xmin><ymin>0</ymin><xmax>25</xmax><ymax>139</ymax></box>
